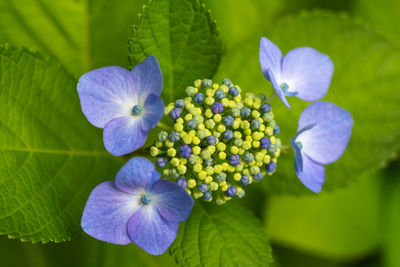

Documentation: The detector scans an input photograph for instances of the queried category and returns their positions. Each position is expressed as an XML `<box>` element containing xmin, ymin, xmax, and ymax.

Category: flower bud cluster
<box><xmin>151</xmin><ymin>78</ymin><xmax>281</xmax><ymax>204</ymax></box>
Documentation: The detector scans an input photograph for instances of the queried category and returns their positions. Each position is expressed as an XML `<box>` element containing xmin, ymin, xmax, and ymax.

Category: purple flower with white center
<box><xmin>259</xmin><ymin>37</ymin><xmax>334</xmax><ymax>109</ymax></box>
<box><xmin>179</xmin><ymin>144</ymin><xmax>192</xmax><ymax>158</ymax></box>
<box><xmin>211</xmin><ymin>102</ymin><xmax>224</xmax><ymax>114</ymax></box>
<box><xmin>77</xmin><ymin>56</ymin><xmax>164</xmax><ymax>156</ymax></box>
<box><xmin>291</xmin><ymin>101</ymin><xmax>353</xmax><ymax>193</ymax></box>
<box><xmin>81</xmin><ymin>157</ymin><xmax>193</xmax><ymax>255</ymax></box>
<box><xmin>229</xmin><ymin>154</ymin><xmax>241</xmax><ymax>166</ymax></box>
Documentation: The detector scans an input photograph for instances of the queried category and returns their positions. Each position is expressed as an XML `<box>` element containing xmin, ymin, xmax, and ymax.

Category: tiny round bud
<box><xmin>175</xmin><ymin>99</ymin><xmax>186</xmax><ymax>108</ymax></box>
<box><xmin>215</xmin><ymin>89</ymin><xmax>225</xmax><ymax>100</ymax></box>
<box><xmin>206</xmin><ymin>135</ymin><xmax>217</xmax><ymax>145</ymax></box>
<box><xmin>243</xmin><ymin>152</ymin><xmax>255</xmax><ymax>163</ymax></box>
<box><xmin>240</xmin><ymin>175</ymin><xmax>250</xmax><ymax>186</ymax></box>
<box><xmin>179</xmin><ymin>144</ymin><xmax>192</xmax><ymax>158</ymax></box>
<box><xmin>231</xmin><ymin>107</ymin><xmax>240</xmax><ymax>117</ymax></box>
<box><xmin>260</xmin><ymin>137</ymin><xmax>271</xmax><ymax>149</ymax></box>
<box><xmin>167</xmin><ymin>148</ymin><xmax>177</xmax><ymax>157</ymax></box>
<box><xmin>169</xmin><ymin>107</ymin><xmax>181</xmax><ymax>120</ymax></box>
<box><xmin>226</xmin><ymin>186</ymin><xmax>238</xmax><ymax>197</ymax></box>
<box><xmin>194</xmin><ymin>92</ymin><xmax>204</xmax><ymax>103</ymax></box>
<box><xmin>187</xmin><ymin>119</ymin><xmax>198</xmax><ymax>129</ymax></box>
<box><xmin>240</xmin><ymin>107</ymin><xmax>251</xmax><ymax>117</ymax></box>
<box><xmin>169</xmin><ymin>131</ymin><xmax>180</xmax><ymax>142</ymax></box>
<box><xmin>222</xmin><ymin>78</ymin><xmax>232</xmax><ymax>87</ymax></box>
<box><xmin>263</xmin><ymin>113</ymin><xmax>274</xmax><ymax>123</ymax></box>
<box><xmin>266</xmin><ymin>161</ymin><xmax>277</xmax><ymax>173</ymax></box>
<box><xmin>251</xmin><ymin>119</ymin><xmax>261</xmax><ymax>130</ymax></box>
<box><xmin>205</xmin><ymin>119</ymin><xmax>216</xmax><ymax>129</ymax></box>
<box><xmin>257</xmin><ymin>93</ymin><xmax>267</xmax><ymax>101</ymax></box>
<box><xmin>233</xmin><ymin>173</ymin><xmax>241</xmax><ymax>181</ymax></box>
<box><xmin>229</xmin><ymin>154</ymin><xmax>241</xmax><ymax>166</ymax></box>
<box><xmin>188</xmin><ymin>179</ymin><xmax>196</xmax><ymax>188</ymax></box>
<box><xmin>202</xmin><ymin>79</ymin><xmax>212</xmax><ymax>88</ymax></box>
<box><xmin>198</xmin><ymin>183</ymin><xmax>209</xmax><ymax>193</ymax></box>
<box><xmin>223</xmin><ymin>115</ymin><xmax>234</xmax><ymax>126</ymax></box>
<box><xmin>158</xmin><ymin>131</ymin><xmax>168</xmax><ymax>141</ymax></box>
<box><xmin>218</xmin><ymin>151</ymin><xmax>226</xmax><ymax>160</ymax></box>
<box><xmin>211</xmin><ymin>102</ymin><xmax>224</xmax><ymax>114</ymax></box>
<box><xmin>273</xmin><ymin>125</ymin><xmax>280</xmax><ymax>135</ymax></box>
<box><xmin>176</xmin><ymin>178</ymin><xmax>188</xmax><ymax>189</ymax></box>
<box><xmin>202</xmin><ymin>191</ymin><xmax>212</xmax><ymax>201</ymax></box>
<box><xmin>155</xmin><ymin>158</ymin><xmax>167</xmax><ymax>168</ymax></box>
<box><xmin>229</xmin><ymin>86</ymin><xmax>239</xmax><ymax>97</ymax></box>
<box><xmin>253</xmin><ymin>172</ymin><xmax>264</xmax><ymax>181</ymax></box>
<box><xmin>185</xmin><ymin>86</ymin><xmax>196</xmax><ymax>96</ymax></box>
<box><xmin>260</xmin><ymin>102</ymin><xmax>271</xmax><ymax>113</ymax></box>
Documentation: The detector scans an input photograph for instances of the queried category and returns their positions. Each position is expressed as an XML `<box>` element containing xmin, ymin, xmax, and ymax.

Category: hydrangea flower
<box><xmin>77</xmin><ymin>56</ymin><xmax>164</xmax><ymax>156</ymax></box>
<box><xmin>259</xmin><ymin>37</ymin><xmax>334</xmax><ymax>109</ymax></box>
<box><xmin>81</xmin><ymin>157</ymin><xmax>193</xmax><ymax>255</ymax></box>
<box><xmin>150</xmin><ymin>78</ymin><xmax>281</xmax><ymax>205</ymax></box>
<box><xmin>291</xmin><ymin>102</ymin><xmax>353</xmax><ymax>193</ymax></box>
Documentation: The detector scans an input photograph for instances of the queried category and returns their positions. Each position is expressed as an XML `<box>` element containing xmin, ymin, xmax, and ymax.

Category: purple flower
<box><xmin>229</xmin><ymin>154</ymin><xmax>241</xmax><ymax>166</ymax></box>
<box><xmin>77</xmin><ymin>56</ymin><xmax>164</xmax><ymax>156</ymax></box>
<box><xmin>81</xmin><ymin>157</ymin><xmax>194</xmax><ymax>255</ymax></box>
<box><xmin>259</xmin><ymin>37</ymin><xmax>333</xmax><ymax>109</ymax></box>
<box><xmin>291</xmin><ymin>102</ymin><xmax>353</xmax><ymax>193</ymax></box>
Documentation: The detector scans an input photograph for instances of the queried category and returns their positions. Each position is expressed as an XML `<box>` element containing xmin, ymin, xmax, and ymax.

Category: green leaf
<box><xmin>0</xmin><ymin>44</ymin><xmax>122</xmax><ymax>242</ymax></box>
<box><xmin>0</xmin><ymin>234</ymin><xmax>178</xmax><ymax>267</ymax></box>
<box><xmin>215</xmin><ymin>11</ymin><xmax>400</xmax><ymax>194</ymax></box>
<box><xmin>381</xmin><ymin>162</ymin><xmax>400</xmax><ymax>267</ymax></box>
<box><xmin>353</xmin><ymin>0</ymin><xmax>400</xmax><ymax>44</ymax></box>
<box><xmin>0</xmin><ymin>0</ymin><xmax>147</xmax><ymax>76</ymax></box>
<box><xmin>170</xmin><ymin>201</ymin><xmax>272</xmax><ymax>267</ymax></box>
<box><xmin>128</xmin><ymin>0</ymin><xmax>223</xmax><ymax>103</ymax></box>
<box><xmin>265</xmin><ymin>173</ymin><xmax>382</xmax><ymax>259</ymax></box>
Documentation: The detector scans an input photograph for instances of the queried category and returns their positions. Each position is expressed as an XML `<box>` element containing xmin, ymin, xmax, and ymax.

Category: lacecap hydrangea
<box><xmin>150</xmin><ymin>78</ymin><xmax>281</xmax><ymax>205</ymax></box>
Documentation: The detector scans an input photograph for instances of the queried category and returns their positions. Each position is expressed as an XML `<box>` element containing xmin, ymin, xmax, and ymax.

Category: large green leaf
<box><xmin>215</xmin><ymin>11</ymin><xmax>400</xmax><ymax>194</ymax></box>
<box><xmin>353</xmin><ymin>0</ymin><xmax>400</xmax><ymax>44</ymax></box>
<box><xmin>265</xmin><ymin>173</ymin><xmax>381</xmax><ymax>259</ymax></box>
<box><xmin>0</xmin><ymin>44</ymin><xmax>121</xmax><ymax>242</ymax></box>
<box><xmin>170</xmin><ymin>201</ymin><xmax>272</xmax><ymax>267</ymax></box>
<box><xmin>0</xmin><ymin>0</ymin><xmax>147</xmax><ymax>76</ymax></box>
<box><xmin>0</xmin><ymin>235</ymin><xmax>177</xmax><ymax>267</ymax></box>
<box><xmin>128</xmin><ymin>0</ymin><xmax>222</xmax><ymax>103</ymax></box>
<box><xmin>381</xmin><ymin>162</ymin><xmax>400</xmax><ymax>267</ymax></box>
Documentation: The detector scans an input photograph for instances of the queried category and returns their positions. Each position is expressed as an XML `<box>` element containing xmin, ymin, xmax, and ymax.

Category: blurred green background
<box><xmin>0</xmin><ymin>0</ymin><xmax>399</xmax><ymax>266</ymax></box>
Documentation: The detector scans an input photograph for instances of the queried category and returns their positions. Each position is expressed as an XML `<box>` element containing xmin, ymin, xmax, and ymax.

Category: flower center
<box><xmin>280</xmin><ymin>82</ymin><xmax>289</xmax><ymax>92</ymax></box>
<box><xmin>131</xmin><ymin>105</ymin><xmax>142</xmax><ymax>116</ymax></box>
<box><xmin>140</xmin><ymin>194</ymin><xmax>151</xmax><ymax>205</ymax></box>
<box><xmin>295</xmin><ymin>141</ymin><xmax>303</xmax><ymax>150</ymax></box>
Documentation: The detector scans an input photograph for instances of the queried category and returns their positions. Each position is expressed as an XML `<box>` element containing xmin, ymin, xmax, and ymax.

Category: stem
<box><xmin>157</xmin><ymin>121</ymin><xmax>173</xmax><ymax>132</ymax></box>
<box><xmin>280</xmin><ymin>145</ymin><xmax>292</xmax><ymax>152</ymax></box>
<box><xmin>267</xmin><ymin>91</ymin><xmax>277</xmax><ymax>102</ymax></box>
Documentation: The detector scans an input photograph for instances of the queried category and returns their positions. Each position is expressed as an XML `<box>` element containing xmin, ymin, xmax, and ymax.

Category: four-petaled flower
<box><xmin>81</xmin><ymin>157</ymin><xmax>194</xmax><ymax>255</ymax></box>
<box><xmin>77</xmin><ymin>56</ymin><xmax>164</xmax><ymax>156</ymax></box>
<box><xmin>259</xmin><ymin>37</ymin><xmax>334</xmax><ymax>109</ymax></box>
<box><xmin>291</xmin><ymin>101</ymin><xmax>353</xmax><ymax>193</ymax></box>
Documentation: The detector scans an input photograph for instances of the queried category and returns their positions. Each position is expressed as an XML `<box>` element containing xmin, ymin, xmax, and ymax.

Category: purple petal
<box><xmin>281</xmin><ymin>47</ymin><xmax>334</xmax><ymax>101</ymax></box>
<box><xmin>128</xmin><ymin>206</ymin><xmax>178</xmax><ymax>255</ymax></box>
<box><xmin>103</xmin><ymin>116</ymin><xmax>147</xmax><ymax>156</ymax></box>
<box><xmin>81</xmin><ymin>182</ymin><xmax>140</xmax><ymax>245</ymax></box>
<box><xmin>141</xmin><ymin>94</ymin><xmax>165</xmax><ymax>131</ymax></box>
<box><xmin>296</xmin><ymin>101</ymin><xmax>353</xmax><ymax>164</ymax></box>
<box><xmin>151</xmin><ymin>180</ymin><xmax>194</xmax><ymax>223</ymax></box>
<box><xmin>131</xmin><ymin>56</ymin><xmax>163</xmax><ymax>101</ymax></box>
<box><xmin>259</xmin><ymin>37</ymin><xmax>282</xmax><ymax>81</ymax></box>
<box><xmin>77</xmin><ymin>66</ymin><xmax>138</xmax><ymax>128</ymax></box>
<box><xmin>115</xmin><ymin>157</ymin><xmax>161</xmax><ymax>193</ymax></box>
<box><xmin>295</xmin><ymin>153</ymin><xmax>325</xmax><ymax>193</ymax></box>
<box><xmin>268</xmin><ymin>69</ymin><xmax>291</xmax><ymax>109</ymax></box>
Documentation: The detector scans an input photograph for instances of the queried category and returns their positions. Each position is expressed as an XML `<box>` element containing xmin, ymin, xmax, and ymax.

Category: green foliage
<box><xmin>265</xmin><ymin>174</ymin><xmax>381</xmax><ymax>259</ymax></box>
<box><xmin>128</xmin><ymin>0</ymin><xmax>223</xmax><ymax>103</ymax></box>
<box><xmin>353</xmin><ymin>0</ymin><xmax>400</xmax><ymax>44</ymax></box>
<box><xmin>0</xmin><ymin>0</ymin><xmax>147</xmax><ymax>76</ymax></box>
<box><xmin>0</xmin><ymin>235</ymin><xmax>177</xmax><ymax>267</ymax></box>
<box><xmin>0</xmin><ymin>45</ymin><xmax>122</xmax><ymax>243</ymax></box>
<box><xmin>170</xmin><ymin>201</ymin><xmax>272</xmax><ymax>267</ymax></box>
<box><xmin>215</xmin><ymin>11</ymin><xmax>400</xmax><ymax>194</ymax></box>
<box><xmin>381</xmin><ymin>162</ymin><xmax>400</xmax><ymax>267</ymax></box>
